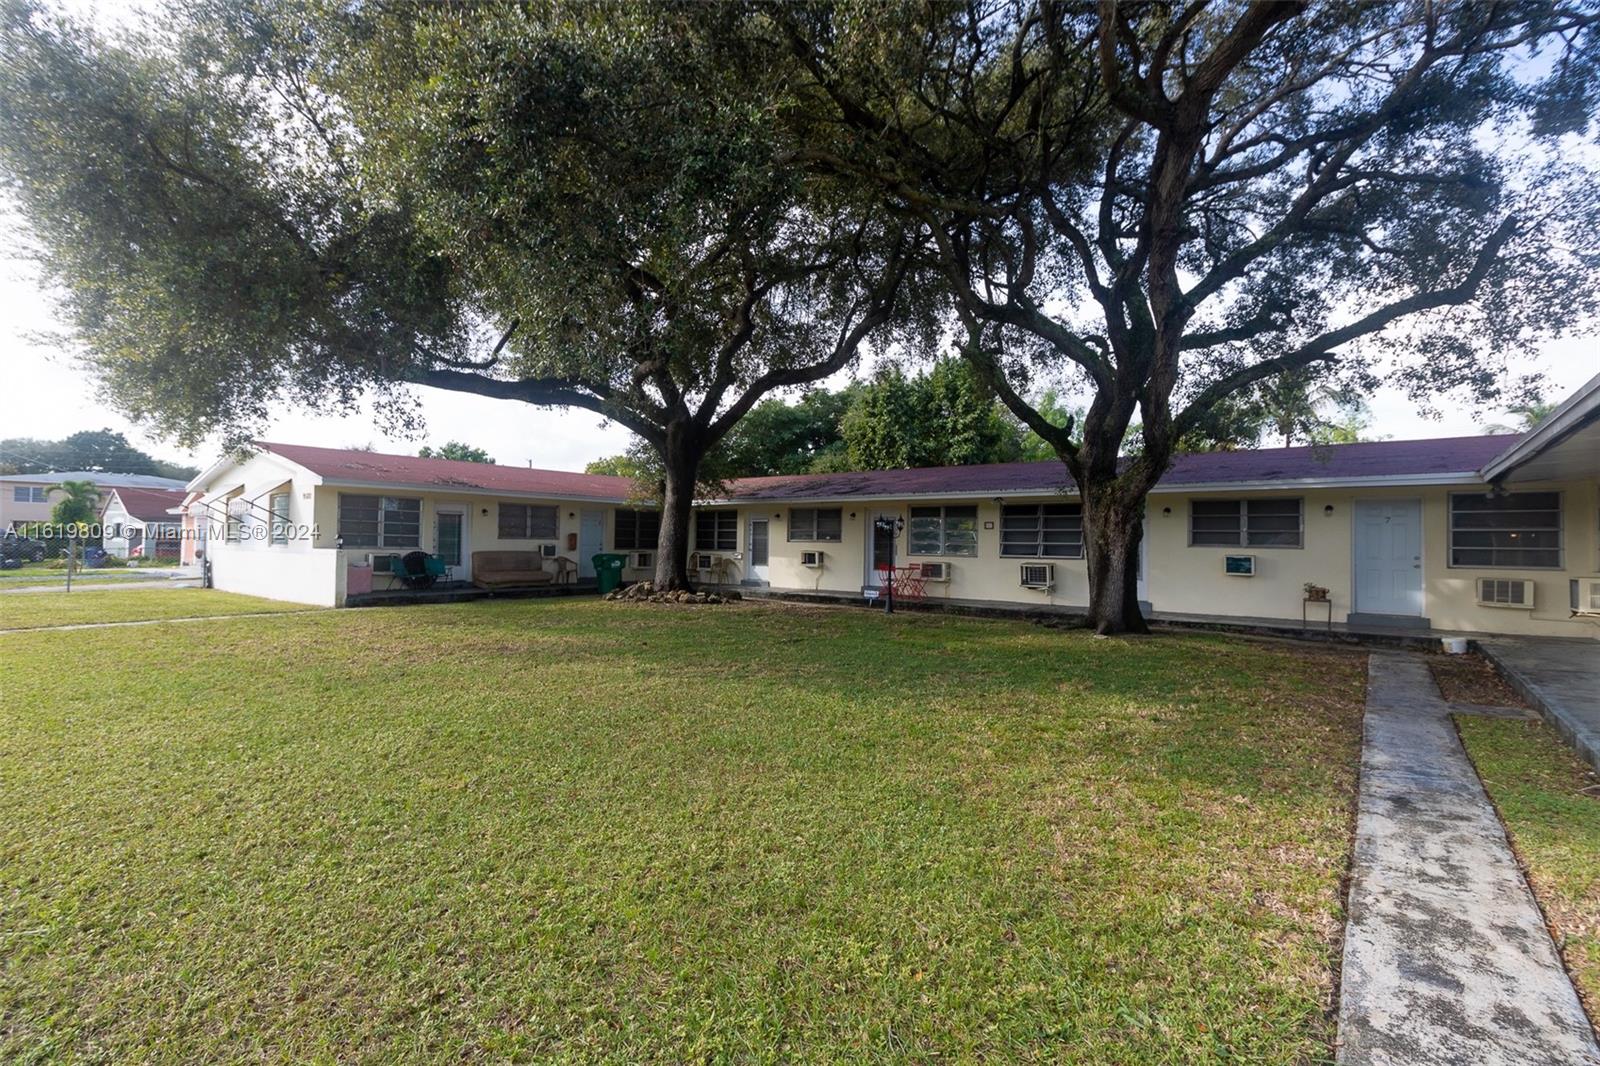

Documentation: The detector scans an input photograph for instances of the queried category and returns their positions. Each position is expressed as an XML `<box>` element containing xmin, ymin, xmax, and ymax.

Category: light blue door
<box><xmin>1354</xmin><ymin>499</ymin><xmax>1423</xmax><ymax>616</ymax></box>
<box><xmin>579</xmin><ymin>510</ymin><xmax>604</xmax><ymax>578</ymax></box>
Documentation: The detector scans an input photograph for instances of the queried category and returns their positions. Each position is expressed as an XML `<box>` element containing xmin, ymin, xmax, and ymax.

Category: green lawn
<box><xmin>1458</xmin><ymin>716</ymin><xmax>1600</xmax><ymax>1030</ymax></box>
<box><xmin>0</xmin><ymin>600</ymin><xmax>1365</xmax><ymax>1062</ymax></box>
<box><xmin>0</xmin><ymin>587</ymin><xmax>314</xmax><ymax>630</ymax></box>
<box><xmin>0</xmin><ymin>571</ymin><xmax>171</xmax><ymax>590</ymax></box>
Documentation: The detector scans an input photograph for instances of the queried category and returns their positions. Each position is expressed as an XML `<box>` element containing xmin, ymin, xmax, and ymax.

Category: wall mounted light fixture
<box><xmin>1324</xmin><ymin>504</ymin><xmax>1335</xmax><ymax>516</ymax></box>
<box><xmin>1162</xmin><ymin>506</ymin><xmax>1172</xmax><ymax>515</ymax></box>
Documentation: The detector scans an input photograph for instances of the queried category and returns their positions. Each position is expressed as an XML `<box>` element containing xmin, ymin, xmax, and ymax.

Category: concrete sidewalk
<box><xmin>1480</xmin><ymin>637</ymin><xmax>1600</xmax><ymax>773</ymax></box>
<box><xmin>1336</xmin><ymin>653</ymin><xmax>1599</xmax><ymax>1065</ymax></box>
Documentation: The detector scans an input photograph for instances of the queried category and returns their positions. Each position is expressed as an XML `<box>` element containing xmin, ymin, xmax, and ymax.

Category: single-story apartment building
<box><xmin>184</xmin><ymin>372</ymin><xmax>1600</xmax><ymax>638</ymax></box>
<box><xmin>99</xmin><ymin>486</ymin><xmax>189</xmax><ymax>560</ymax></box>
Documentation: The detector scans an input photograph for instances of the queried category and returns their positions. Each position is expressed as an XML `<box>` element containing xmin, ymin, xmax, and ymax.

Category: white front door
<box><xmin>748</xmin><ymin>518</ymin><xmax>769</xmax><ymax>583</ymax></box>
<box><xmin>578</xmin><ymin>509</ymin><xmax>604</xmax><ymax>578</ymax></box>
<box><xmin>435</xmin><ymin>506</ymin><xmax>468</xmax><ymax>581</ymax></box>
<box><xmin>1353</xmin><ymin>499</ymin><xmax>1423</xmax><ymax>616</ymax></box>
<box><xmin>864</xmin><ymin>510</ymin><xmax>899</xmax><ymax>588</ymax></box>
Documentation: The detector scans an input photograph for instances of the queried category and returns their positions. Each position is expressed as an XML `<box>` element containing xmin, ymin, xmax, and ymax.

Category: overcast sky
<box><xmin>1</xmin><ymin>0</ymin><xmax>1595</xmax><ymax>473</ymax></box>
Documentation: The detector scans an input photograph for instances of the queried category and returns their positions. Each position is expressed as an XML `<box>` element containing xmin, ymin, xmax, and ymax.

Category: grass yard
<box><xmin>0</xmin><ymin>599</ymin><xmax>1365</xmax><ymax>1062</ymax></box>
<box><xmin>0</xmin><ymin>586</ymin><xmax>313</xmax><ymax>630</ymax></box>
<box><xmin>1457</xmin><ymin>716</ymin><xmax>1600</xmax><ymax>1033</ymax></box>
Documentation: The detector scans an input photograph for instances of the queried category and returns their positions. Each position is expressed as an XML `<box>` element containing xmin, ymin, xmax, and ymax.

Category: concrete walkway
<box><xmin>1337</xmin><ymin>653</ymin><xmax>1600</xmax><ymax>1065</ymax></box>
<box><xmin>1480</xmin><ymin>637</ymin><xmax>1600</xmax><ymax>773</ymax></box>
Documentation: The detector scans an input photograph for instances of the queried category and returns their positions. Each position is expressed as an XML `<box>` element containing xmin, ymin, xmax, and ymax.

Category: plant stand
<box><xmin>1302</xmin><ymin>597</ymin><xmax>1333</xmax><ymax>633</ymax></box>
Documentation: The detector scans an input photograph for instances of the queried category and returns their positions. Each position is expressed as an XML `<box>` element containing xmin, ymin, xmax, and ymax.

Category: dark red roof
<box><xmin>108</xmin><ymin>487</ymin><xmax>189</xmax><ymax>520</ymax></box>
<box><xmin>258</xmin><ymin>442</ymin><xmax>637</xmax><ymax>500</ymax></box>
<box><xmin>721</xmin><ymin>434</ymin><xmax>1521</xmax><ymax>501</ymax></box>
<box><xmin>251</xmin><ymin>433</ymin><xmax>1522</xmax><ymax>505</ymax></box>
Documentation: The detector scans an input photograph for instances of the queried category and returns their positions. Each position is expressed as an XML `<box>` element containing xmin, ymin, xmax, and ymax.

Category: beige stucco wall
<box><xmin>750</xmin><ymin>480</ymin><xmax>1600</xmax><ymax>638</ymax></box>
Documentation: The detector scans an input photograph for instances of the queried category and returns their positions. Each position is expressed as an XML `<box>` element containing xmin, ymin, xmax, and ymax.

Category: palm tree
<box><xmin>49</xmin><ymin>479</ymin><xmax>99</xmax><ymax>590</ymax></box>
<box><xmin>1483</xmin><ymin>397</ymin><xmax>1557</xmax><ymax>435</ymax></box>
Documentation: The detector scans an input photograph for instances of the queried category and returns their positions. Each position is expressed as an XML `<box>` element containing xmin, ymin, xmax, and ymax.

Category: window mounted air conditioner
<box><xmin>917</xmin><ymin>561</ymin><xmax>950</xmax><ymax>582</ymax></box>
<box><xmin>1568</xmin><ymin>577</ymin><xmax>1600</xmax><ymax>617</ymax></box>
<box><xmin>692</xmin><ymin>553</ymin><xmax>717</xmax><ymax>570</ymax></box>
<box><xmin>1223</xmin><ymin>554</ymin><xmax>1256</xmax><ymax>577</ymax></box>
<box><xmin>633</xmin><ymin>551</ymin><xmax>654</xmax><ymax>569</ymax></box>
<box><xmin>800</xmin><ymin>550</ymin><xmax>825</xmax><ymax>568</ymax></box>
<box><xmin>1019</xmin><ymin>563</ymin><xmax>1054</xmax><ymax>590</ymax></box>
<box><xmin>1477</xmin><ymin>577</ymin><xmax>1535</xmax><ymax>609</ymax></box>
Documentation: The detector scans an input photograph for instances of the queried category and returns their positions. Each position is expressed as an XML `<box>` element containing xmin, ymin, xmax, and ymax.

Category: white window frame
<box><xmin>1000</xmin><ymin>503</ymin><xmax>1084</xmax><ymax>559</ymax></box>
<box><xmin>908</xmin><ymin>505</ymin><xmax>979</xmax><ymax>557</ymax></box>
<box><xmin>695</xmin><ymin>509</ymin><xmax>739</xmax><ymax>552</ymax></box>
<box><xmin>268</xmin><ymin>492</ymin><xmax>291</xmax><ymax>546</ymax></box>
<box><xmin>497</xmin><ymin>502</ymin><xmax>559</xmax><ymax>541</ymax></box>
<box><xmin>339</xmin><ymin>494</ymin><xmax>422</xmax><ymax>549</ymax></box>
<box><xmin>1188</xmin><ymin>498</ymin><xmax>1304</xmax><ymax>549</ymax></box>
<box><xmin>787</xmin><ymin>507</ymin><xmax>842</xmax><ymax>543</ymax></box>
<box><xmin>1447</xmin><ymin>490</ymin><xmax>1563</xmax><ymax>570</ymax></box>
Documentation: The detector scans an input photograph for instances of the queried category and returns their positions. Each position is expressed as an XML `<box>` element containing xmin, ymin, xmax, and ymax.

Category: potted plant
<box><xmin>1303</xmin><ymin>581</ymin><xmax>1330</xmax><ymax>602</ymax></box>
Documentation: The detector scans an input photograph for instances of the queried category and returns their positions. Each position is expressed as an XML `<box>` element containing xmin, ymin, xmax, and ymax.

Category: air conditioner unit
<box><xmin>540</xmin><ymin>543</ymin><xmax>557</xmax><ymax>558</ymax></box>
<box><xmin>917</xmin><ymin>561</ymin><xmax>950</xmax><ymax>582</ymax></box>
<box><xmin>1570</xmin><ymin>577</ymin><xmax>1600</xmax><ymax>617</ymax></box>
<box><xmin>1477</xmin><ymin>577</ymin><xmax>1535</xmax><ymax>609</ymax></box>
<box><xmin>632</xmin><ymin>551</ymin><xmax>654</xmax><ymax>569</ymax></box>
<box><xmin>800</xmin><ymin>550</ymin><xmax>825</xmax><ymax>568</ymax></box>
<box><xmin>1019</xmin><ymin>562</ymin><xmax>1054</xmax><ymax>590</ymax></box>
<box><xmin>370</xmin><ymin>553</ymin><xmax>399</xmax><ymax>573</ymax></box>
<box><xmin>692</xmin><ymin>553</ymin><xmax>717</xmax><ymax>570</ymax></box>
<box><xmin>1223</xmin><ymin>554</ymin><xmax>1256</xmax><ymax>577</ymax></box>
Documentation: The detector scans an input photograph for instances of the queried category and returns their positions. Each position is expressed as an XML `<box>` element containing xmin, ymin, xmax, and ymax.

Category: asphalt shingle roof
<box><xmin>252</xmin><ymin>433</ymin><xmax>1523</xmax><ymax>505</ymax></box>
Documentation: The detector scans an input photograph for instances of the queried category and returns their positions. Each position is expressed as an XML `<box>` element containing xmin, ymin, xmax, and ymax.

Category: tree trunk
<box><xmin>1080</xmin><ymin>480</ymin><xmax>1151</xmax><ymax>636</ymax></box>
<box><xmin>652</xmin><ymin>424</ymin><xmax>702</xmax><ymax>591</ymax></box>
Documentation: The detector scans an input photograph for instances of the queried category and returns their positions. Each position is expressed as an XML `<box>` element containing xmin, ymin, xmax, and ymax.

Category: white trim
<box><xmin>708</xmin><ymin>471</ymin><xmax>1487</xmax><ymax>507</ymax></box>
<box><xmin>1480</xmin><ymin>370</ymin><xmax>1600</xmax><ymax>483</ymax></box>
<box><xmin>316</xmin><ymin>476</ymin><xmax>627</xmax><ymax>506</ymax></box>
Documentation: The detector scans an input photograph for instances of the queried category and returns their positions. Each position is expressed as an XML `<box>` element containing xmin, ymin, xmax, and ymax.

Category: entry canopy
<box><xmin>1481</xmin><ymin>372</ymin><xmax>1600</xmax><ymax>485</ymax></box>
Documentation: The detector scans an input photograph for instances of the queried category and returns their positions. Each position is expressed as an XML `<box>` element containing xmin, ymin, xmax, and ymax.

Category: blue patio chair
<box><xmin>391</xmin><ymin>551</ymin><xmax>446</xmax><ymax>590</ymax></box>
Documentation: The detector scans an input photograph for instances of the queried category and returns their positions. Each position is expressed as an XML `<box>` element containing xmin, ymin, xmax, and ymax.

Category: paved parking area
<box><xmin>1480</xmin><ymin>637</ymin><xmax>1600</xmax><ymax>772</ymax></box>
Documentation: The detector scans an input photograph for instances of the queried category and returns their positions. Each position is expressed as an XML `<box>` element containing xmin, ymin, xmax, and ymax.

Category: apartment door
<box><xmin>578</xmin><ymin>509</ymin><xmax>604</xmax><ymax>578</ymax></box>
<box><xmin>747</xmin><ymin>518</ymin><xmax>769</xmax><ymax>584</ymax></box>
<box><xmin>1353</xmin><ymin>499</ymin><xmax>1423</xmax><ymax>617</ymax></box>
<box><xmin>435</xmin><ymin>506</ymin><xmax>468</xmax><ymax>581</ymax></box>
<box><xmin>864</xmin><ymin>510</ymin><xmax>899</xmax><ymax>588</ymax></box>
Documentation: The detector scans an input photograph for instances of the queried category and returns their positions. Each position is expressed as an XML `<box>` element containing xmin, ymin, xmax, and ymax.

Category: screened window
<box><xmin>497</xmin><ymin>503</ymin><xmax>559</xmax><ymax>540</ymax></box>
<box><xmin>224</xmin><ymin>494</ymin><xmax>243</xmax><ymax>543</ymax></box>
<box><xmin>269</xmin><ymin>492</ymin><xmax>290</xmax><ymax>545</ymax></box>
<box><xmin>695</xmin><ymin>509</ymin><xmax>738</xmax><ymax>552</ymax></box>
<box><xmin>12</xmin><ymin>486</ymin><xmax>47</xmax><ymax>503</ymax></box>
<box><xmin>1000</xmin><ymin>503</ymin><xmax>1083</xmax><ymax>558</ymax></box>
<box><xmin>614</xmin><ymin>509</ymin><xmax>661</xmax><ymax>551</ymax></box>
<box><xmin>909</xmin><ymin>506</ymin><xmax>978</xmax><ymax>556</ymax></box>
<box><xmin>1449</xmin><ymin>492</ymin><xmax>1561</xmax><ymax>568</ymax></box>
<box><xmin>339</xmin><ymin>494</ymin><xmax>421</xmax><ymax>548</ymax></box>
<box><xmin>1190</xmin><ymin>498</ymin><xmax>1303</xmax><ymax>547</ymax></box>
<box><xmin>787</xmin><ymin>507</ymin><xmax>842</xmax><ymax>542</ymax></box>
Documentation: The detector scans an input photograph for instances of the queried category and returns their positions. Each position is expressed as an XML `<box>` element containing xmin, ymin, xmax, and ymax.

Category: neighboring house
<box><xmin>0</xmin><ymin>471</ymin><xmax>189</xmax><ymax>530</ymax></box>
<box><xmin>184</xmin><ymin>373</ymin><xmax>1600</xmax><ymax>638</ymax></box>
<box><xmin>100</xmin><ymin>487</ymin><xmax>189</xmax><ymax>561</ymax></box>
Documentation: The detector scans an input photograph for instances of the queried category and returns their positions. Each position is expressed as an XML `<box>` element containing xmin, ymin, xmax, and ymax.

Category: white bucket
<box><xmin>1441</xmin><ymin>637</ymin><xmax>1469</xmax><ymax>655</ymax></box>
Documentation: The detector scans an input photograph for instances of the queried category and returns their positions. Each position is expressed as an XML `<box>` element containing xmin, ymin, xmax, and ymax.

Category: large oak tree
<box><xmin>780</xmin><ymin>0</ymin><xmax>1600</xmax><ymax>632</ymax></box>
<box><xmin>0</xmin><ymin>0</ymin><xmax>917</xmax><ymax>588</ymax></box>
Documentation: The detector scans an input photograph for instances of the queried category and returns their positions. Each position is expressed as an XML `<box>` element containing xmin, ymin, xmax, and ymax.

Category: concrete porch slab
<box><xmin>1478</xmin><ymin>637</ymin><xmax>1600</xmax><ymax>773</ymax></box>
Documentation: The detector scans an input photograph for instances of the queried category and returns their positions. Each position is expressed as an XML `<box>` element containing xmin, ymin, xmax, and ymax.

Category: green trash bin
<box><xmin>592</xmin><ymin>552</ymin><xmax>627</xmax><ymax>594</ymax></box>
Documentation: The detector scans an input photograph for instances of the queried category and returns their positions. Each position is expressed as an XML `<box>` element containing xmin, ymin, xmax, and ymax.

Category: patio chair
<box><xmin>391</xmin><ymin>551</ymin><xmax>446</xmax><ymax>590</ymax></box>
<box><xmin>550</xmin><ymin>555</ymin><xmax>579</xmax><ymax>585</ymax></box>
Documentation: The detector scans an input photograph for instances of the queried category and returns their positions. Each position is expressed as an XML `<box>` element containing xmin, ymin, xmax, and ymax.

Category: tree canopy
<box><xmin>0</xmin><ymin>429</ymin><xmax>196</xmax><ymax>479</ymax></box>
<box><xmin>781</xmin><ymin>0</ymin><xmax>1600</xmax><ymax>630</ymax></box>
<box><xmin>417</xmin><ymin>441</ymin><xmax>493</xmax><ymax>464</ymax></box>
<box><xmin>0</xmin><ymin>0</ymin><xmax>921</xmax><ymax>587</ymax></box>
